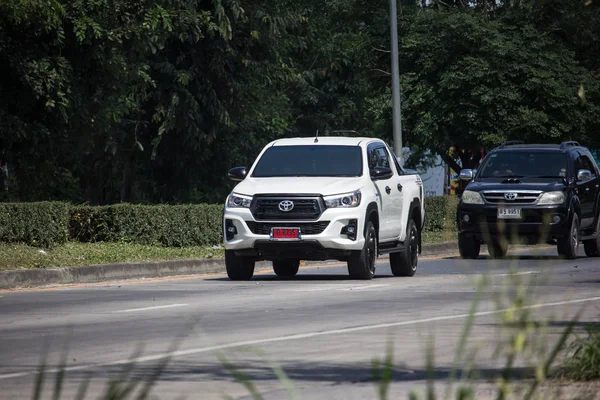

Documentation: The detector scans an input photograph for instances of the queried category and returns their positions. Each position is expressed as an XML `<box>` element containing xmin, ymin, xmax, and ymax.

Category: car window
<box><xmin>478</xmin><ymin>151</ymin><xmax>568</xmax><ymax>178</ymax></box>
<box><xmin>251</xmin><ymin>145</ymin><xmax>363</xmax><ymax>177</ymax></box>
<box><xmin>577</xmin><ymin>154</ymin><xmax>597</xmax><ymax>177</ymax></box>
<box><xmin>368</xmin><ymin>146</ymin><xmax>391</xmax><ymax>170</ymax></box>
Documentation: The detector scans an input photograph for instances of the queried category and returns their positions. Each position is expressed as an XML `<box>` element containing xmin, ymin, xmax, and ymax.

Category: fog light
<box><xmin>552</xmin><ymin>215</ymin><xmax>561</xmax><ymax>224</ymax></box>
<box><xmin>225</xmin><ymin>219</ymin><xmax>237</xmax><ymax>240</ymax></box>
<box><xmin>341</xmin><ymin>219</ymin><xmax>358</xmax><ymax>241</ymax></box>
<box><xmin>463</xmin><ymin>214</ymin><xmax>470</xmax><ymax>223</ymax></box>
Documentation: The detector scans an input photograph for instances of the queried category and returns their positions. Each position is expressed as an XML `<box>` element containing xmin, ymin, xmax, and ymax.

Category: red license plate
<box><xmin>271</xmin><ymin>228</ymin><xmax>300</xmax><ymax>240</ymax></box>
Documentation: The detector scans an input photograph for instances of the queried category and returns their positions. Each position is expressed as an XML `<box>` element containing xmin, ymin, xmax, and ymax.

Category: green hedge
<box><xmin>0</xmin><ymin>202</ymin><xmax>70</xmax><ymax>247</ymax></box>
<box><xmin>69</xmin><ymin>204</ymin><xmax>223</xmax><ymax>247</ymax></box>
<box><xmin>0</xmin><ymin>196</ymin><xmax>459</xmax><ymax>248</ymax></box>
<box><xmin>424</xmin><ymin>195</ymin><xmax>459</xmax><ymax>232</ymax></box>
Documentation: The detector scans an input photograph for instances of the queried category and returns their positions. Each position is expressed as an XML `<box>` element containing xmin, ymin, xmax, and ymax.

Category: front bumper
<box><xmin>457</xmin><ymin>203</ymin><xmax>569</xmax><ymax>244</ymax></box>
<box><xmin>223</xmin><ymin>206</ymin><xmax>366</xmax><ymax>261</ymax></box>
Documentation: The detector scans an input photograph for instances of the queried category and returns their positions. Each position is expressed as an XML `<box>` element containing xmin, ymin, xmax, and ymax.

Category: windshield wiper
<box><xmin>528</xmin><ymin>175</ymin><xmax>563</xmax><ymax>179</ymax></box>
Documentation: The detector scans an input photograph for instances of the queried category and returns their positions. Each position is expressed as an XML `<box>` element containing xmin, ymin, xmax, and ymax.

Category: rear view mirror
<box><xmin>577</xmin><ymin>169</ymin><xmax>592</xmax><ymax>182</ymax></box>
<box><xmin>459</xmin><ymin>169</ymin><xmax>474</xmax><ymax>181</ymax></box>
<box><xmin>370</xmin><ymin>167</ymin><xmax>393</xmax><ymax>180</ymax></box>
<box><xmin>228</xmin><ymin>167</ymin><xmax>247</xmax><ymax>182</ymax></box>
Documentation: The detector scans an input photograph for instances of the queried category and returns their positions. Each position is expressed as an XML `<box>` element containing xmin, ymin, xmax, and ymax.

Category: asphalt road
<box><xmin>1</xmin><ymin>247</ymin><xmax>599</xmax><ymax>400</ymax></box>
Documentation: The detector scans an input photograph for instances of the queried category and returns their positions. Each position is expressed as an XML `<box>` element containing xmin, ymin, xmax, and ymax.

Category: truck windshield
<box><xmin>478</xmin><ymin>151</ymin><xmax>569</xmax><ymax>178</ymax></box>
<box><xmin>251</xmin><ymin>145</ymin><xmax>363</xmax><ymax>177</ymax></box>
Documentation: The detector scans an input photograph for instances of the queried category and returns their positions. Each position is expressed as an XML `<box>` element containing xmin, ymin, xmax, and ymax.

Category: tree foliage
<box><xmin>0</xmin><ymin>0</ymin><xmax>598</xmax><ymax>203</ymax></box>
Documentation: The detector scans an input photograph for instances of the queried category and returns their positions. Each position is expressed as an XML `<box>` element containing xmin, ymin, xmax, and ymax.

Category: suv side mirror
<box><xmin>459</xmin><ymin>169</ymin><xmax>474</xmax><ymax>181</ymax></box>
<box><xmin>577</xmin><ymin>169</ymin><xmax>592</xmax><ymax>182</ymax></box>
<box><xmin>228</xmin><ymin>166</ymin><xmax>247</xmax><ymax>182</ymax></box>
<box><xmin>370</xmin><ymin>166</ymin><xmax>393</xmax><ymax>180</ymax></box>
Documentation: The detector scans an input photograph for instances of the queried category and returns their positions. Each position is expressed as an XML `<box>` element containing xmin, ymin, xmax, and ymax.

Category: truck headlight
<box><xmin>227</xmin><ymin>193</ymin><xmax>252</xmax><ymax>208</ymax></box>
<box><xmin>324</xmin><ymin>190</ymin><xmax>361</xmax><ymax>208</ymax></box>
<box><xmin>538</xmin><ymin>191</ymin><xmax>565</xmax><ymax>205</ymax></box>
<box><xmin>462</xmin><ymin>190</ymin><xmax>484</xmax><ymax>205</ymax></box>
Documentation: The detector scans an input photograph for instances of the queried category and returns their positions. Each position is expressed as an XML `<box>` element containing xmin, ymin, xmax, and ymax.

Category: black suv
<box><xmin>457</xmin><ymin>141</ymin><xmax>600</xmax><ymax>260</ymax></box>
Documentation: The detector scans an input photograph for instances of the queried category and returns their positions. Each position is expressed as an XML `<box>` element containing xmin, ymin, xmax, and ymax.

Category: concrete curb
<box><xmin>0</xmin><ymin>241</ymin><xmax>459</xmax><ymax>290</ymax></box>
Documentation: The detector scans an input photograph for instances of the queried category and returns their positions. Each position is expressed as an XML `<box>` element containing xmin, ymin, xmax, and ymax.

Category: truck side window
<box><xmin>580</xmin><ymin>155</ymin><xmax>597</xmax><ymax>178</ymax></box>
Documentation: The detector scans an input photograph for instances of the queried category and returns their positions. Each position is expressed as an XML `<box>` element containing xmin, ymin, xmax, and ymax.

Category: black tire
<box><xmin>273</xmin><ymin>259</ymin><xmax>300</xmax><ymax>277</ymax></box>
<box><xmin>225</xmin><ymin>250</ymin><xmax>255</xmax><ymax>280</ymax></box>
<box><xmin>347</xmin><ymin>220</ymin><xmax>377</xmax><ymax>280</ymax></box>
<box><xmin>488</xmin><ymin>239</ymin><xmax>508</xmax><ymax>259</ymax></box>
<box><xmin>557</xmin><ymin>214</ymin><xmax>580</xmax><ymax>260</ymax></box>
<box><xmin>390</xmin><ymin>219</ymin><xmax>419</xmax><ymax>277</ymax></box>
<box><xmin>583</xmin><ymin>218</ymin><xmax>600</xmax><ymax>257</ymax></box>
<box><xmin>458</xmin><ymin>233</ymin><xmax>480</xmax><ymax>259</ymax></box>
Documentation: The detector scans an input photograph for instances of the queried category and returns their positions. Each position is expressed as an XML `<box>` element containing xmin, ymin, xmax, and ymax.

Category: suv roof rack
<box><xmin>560</xmin><ymin>141</ymin><xmax>580</xmax><ymax>150</ymax></box>
<box><xmin>498</xmin><ymin>140</ymin><xmax>525</xmax><ymax>148</ymax></box>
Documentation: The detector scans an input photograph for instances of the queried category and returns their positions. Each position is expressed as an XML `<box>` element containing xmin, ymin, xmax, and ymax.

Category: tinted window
<box><xmin>577</xmin><ymin>154</ymin><xmax>596</xmax><ymax>176</ymax></box>
<box><xmin>251</xmin><ymin>145</ymin><xmax>363</xmax><ymax>177</ymax></box>
<box><xmin>478</xmin><ymin>151</ymin><xmax>568</xmax><ymax>178</ymax></box>
<box><xmin>368</xmin><ymin>146</ymin><xmax>391</xmax><ymax>169</ymax></box>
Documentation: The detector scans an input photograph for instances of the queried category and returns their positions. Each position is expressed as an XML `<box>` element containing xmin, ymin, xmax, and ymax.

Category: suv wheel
<box><xmin>583</xmin><ymin>218</ymin><xmax>600</xmax><ymax>257</ymax></box>
<box><xmin>390</xmin><ymin>219</ymin><xmax>418</xmax><ymax>277</ymax></box>
<box><xmin>225</xmin><ymin>250</ymin><xmax>255</xmax><ymax>280</ymax></box>
<box><xmin>488</xmin><ymin>239</ymin><xmax>508</xmax><ymax>259</ymax></box>
<box><xmin>273</xmin><ymin>259</ymin><xmax>300</xmax><ymax>277</ymax></box>
<box><xmin>348</xmin><ymin>220</ymin><xmax>377</xmax><ymax>280</ymax></box>
<box><xmin>458</xmin><ymin>233</ymin><xmax>480</xmax><ymax>259</ymax></box>
<box><xmin>557</xmin><ymin>214</ymin><xmax>580</xmax><ymax>260</ymax></box>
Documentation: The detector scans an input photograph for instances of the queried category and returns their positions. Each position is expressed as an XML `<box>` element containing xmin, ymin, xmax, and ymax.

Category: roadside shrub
<box><xmin>0</xmin><ymin>202</ymin><xmax>70</xmax><ymax>247</ymax></box>
<box><xmin>69</xmin><ymin>203</ymin><xmax>223</xmax><ymax>247</ymax></box>
<box><xmin>561</xmin><ymin>326</ymin><xmax>600</xmax><ymax>381</ymax></box>
<box><xmin>424</xmin><ymin>195</ymin><xmax>458</xmax><ymax>232</ymax></box>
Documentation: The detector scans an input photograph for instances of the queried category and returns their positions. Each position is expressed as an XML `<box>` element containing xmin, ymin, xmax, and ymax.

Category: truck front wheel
<box><xmin>273</xmin><ymin>259</ymin><xmax>300</xmax><ymax>277</ymax></box>
<box><xmin>458</xmin><ymin>233</ymin><xmax>480</xmax><ymax>259</ymax></box>
<box><xmin>390</xmin><ymin>219</ymin><xmax>418</xmax><ymax>277</ymax></box>
<box><xmin>225</xmin><ymin>250</ymin><xmax>255</xmax><ymax>281</ymax></box>
<box><xmin>347</xmin><ymin>221</ymin><xmax>377</xmax><ymax>280</ymax></box>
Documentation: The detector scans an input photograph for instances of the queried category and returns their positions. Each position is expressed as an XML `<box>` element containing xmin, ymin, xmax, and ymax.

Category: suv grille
<box><xmin>251</xmin><ymin>197</ymin><xmax>323</xmax><ymax>220</ymax></box>
<box><xmin>246</xmin><ymin>221</ymin><xmax>330</xmax><ymax>235</ymax></box>
<box><xmin>481</xmin><ymin>191</ymin><xmax>541</xmax><ymax>204</ymax></box>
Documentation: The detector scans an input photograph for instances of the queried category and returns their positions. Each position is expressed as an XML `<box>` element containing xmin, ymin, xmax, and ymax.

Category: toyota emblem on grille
<box><xmin>504</xmin><ymin>193</ymin><xmax>518</xmax><ymax>201</ymax></box>
<box><xmin>278</xmin><ymin>200</ymin><xmax>295</xmax><ymax>212</ymax></box>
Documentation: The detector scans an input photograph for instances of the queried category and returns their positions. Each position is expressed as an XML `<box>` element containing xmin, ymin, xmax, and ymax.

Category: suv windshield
<box><xmin>252</xmin><ymin>145</ymin><xmax>363</xmax><ymax>177</ymax></box>
<box><xmin>478</xmin><ymin>151</ymin><xmax>569</xmax><ymax>178</ymax></box>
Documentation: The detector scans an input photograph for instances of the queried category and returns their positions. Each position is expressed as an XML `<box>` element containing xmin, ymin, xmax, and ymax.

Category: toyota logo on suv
<box><xmin>504</xmin><ymin>193</ymin><xmax>518</xmax><ymax>201</ymax></box>
<box><xmin>278</xmin><ymin>200</ymin><xmax>295</xmax><ymax>212</ymax></box>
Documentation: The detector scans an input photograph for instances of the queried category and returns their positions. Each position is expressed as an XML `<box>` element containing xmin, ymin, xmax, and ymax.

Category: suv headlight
<box><xmin>538</xmin><ymin>191</ymin><xmax>565</xmax><ymax>205</ymax></box>
<box><xmin>227</xmin><ymin>193</ymin><xmax>252</xmax><ymax>208</ymax></box>
<box><xmin>324</xmin><ymin>190</ymin><xmax>361</xmax><ymax>208</ymax></box>
<box><xmin>462</xmin><ymin>190</ymin><xmax>484</xmax><ymax>205</ymax></box>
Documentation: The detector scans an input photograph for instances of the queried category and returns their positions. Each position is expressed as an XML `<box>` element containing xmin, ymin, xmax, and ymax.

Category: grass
<box><xmin>1</xmin><ymin>221</ymin><xmax>457</xmax><ymax>271</ymax></box>
<box><xmin>561</xmin><ymin>326</ymin><xmax>600</xmax><ymax>381</ymax></box>
<box><xmin>0</xmin><ymin>241</ymin><xmax>224</xmax><ymax>271</ymax></box>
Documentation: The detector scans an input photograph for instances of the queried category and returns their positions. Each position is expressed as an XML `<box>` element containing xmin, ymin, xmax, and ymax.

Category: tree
<box><xmin>394</xmin><ymin>9</ymin><xmax>597</xmax><ymax>172</ymax></box>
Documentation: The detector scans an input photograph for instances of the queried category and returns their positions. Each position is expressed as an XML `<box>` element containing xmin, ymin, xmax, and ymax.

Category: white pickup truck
<box><xmin>222</xmin><ymin>136</ymin><xmax>425</xmax><ymax>280</ymax></box>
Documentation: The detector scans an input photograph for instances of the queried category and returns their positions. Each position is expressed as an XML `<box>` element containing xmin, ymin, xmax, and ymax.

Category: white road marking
<box><xmin>288</xmin><ymin>284</ymin><xmax>389</xmax><ymax>292</ymax></box>
<box><xmin>336</xmin><ymin>284</ymin><xmax>389</xmax><ymax>291</ymax></box>
<box><xmin>112</xmin><ymin>304</ymin><xmax>189</xmax><ymax>313</ymax></box>
<box><xmin>495</xmin><ymin>271</ymin><xmax>540</xmax><ymax>277</ymax></box>
<box><xmin>1</xmin><ymin>295</ymin><xmax>599</xmax><ymax>381</ymax></box>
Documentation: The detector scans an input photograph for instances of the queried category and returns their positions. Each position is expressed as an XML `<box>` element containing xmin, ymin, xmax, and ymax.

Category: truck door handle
<box><xmin>397</xmin><ymin>183</ymin><xmax>403</xmax><ymax>192</ymax></box>
<box><xmin>385</xmin><ymin>186</ymin><xmax>391</xmax><ymax>194</ymax></box>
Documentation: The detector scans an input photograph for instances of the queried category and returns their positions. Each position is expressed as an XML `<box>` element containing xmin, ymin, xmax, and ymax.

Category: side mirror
<box><xmin>228</xmin><ymin>166</ymin><xmax>247</xmax><ymax>182</ymax></box>
<box><xmin>370</xmin><ymin>166</ymin><xmax>393</xmax><ymax>180</ymax></box>
<box><xmin>459</xmin><ymin>169</ymin><xmax>474</xmax><ymax>181</ymax></box>
<box><xmin>577</xmin><ymin>169</ymin><xmax>592</xmax><ymax>182</ymax></box>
